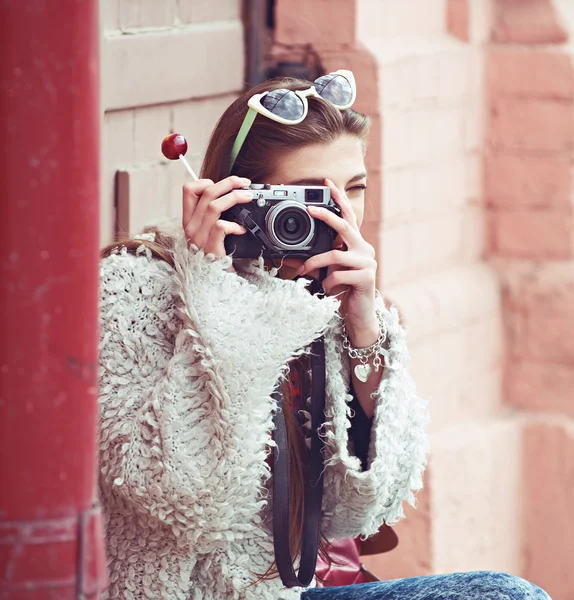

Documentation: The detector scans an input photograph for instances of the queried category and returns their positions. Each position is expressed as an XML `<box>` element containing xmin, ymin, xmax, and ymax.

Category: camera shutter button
<box><xmin>250</xmin><ymin>184</ymin><xmax>265</xmax><ymax>190</ymax></box>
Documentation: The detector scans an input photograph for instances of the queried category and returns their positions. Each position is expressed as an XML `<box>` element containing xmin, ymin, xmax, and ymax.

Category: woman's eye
<box><xmin>346</xmin><ymin>185</ymin><xmax>367</xmax><ymax>194</ymax></box>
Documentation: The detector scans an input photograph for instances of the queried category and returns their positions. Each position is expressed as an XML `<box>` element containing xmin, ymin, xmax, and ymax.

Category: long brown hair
<box><xmin>104</xmin><ymin>75</ymin><xmax>370</xmax><ymax>580</ymax></box>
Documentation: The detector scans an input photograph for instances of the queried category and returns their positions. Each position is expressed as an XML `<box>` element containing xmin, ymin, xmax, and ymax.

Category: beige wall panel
<box><xmin>103</xmin><ymin>22</ymin><xmax>244</xmax><ymax>110</ymax></box>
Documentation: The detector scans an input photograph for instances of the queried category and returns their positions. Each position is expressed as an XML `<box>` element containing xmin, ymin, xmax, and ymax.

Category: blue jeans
<box><xmin>302</xmin><ymin>571</ymin><xmax>551</xmax><ymax>599</ymax></box>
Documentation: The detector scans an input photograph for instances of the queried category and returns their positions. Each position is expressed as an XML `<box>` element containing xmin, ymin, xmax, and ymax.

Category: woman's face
<box><xmin>265</xmin><ymin>134</ymin><xmax>368</xmax><ymax>279</ymax></box>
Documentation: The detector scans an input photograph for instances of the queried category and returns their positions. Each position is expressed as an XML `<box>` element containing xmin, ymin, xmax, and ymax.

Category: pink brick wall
<box><xmin>99</xmin><ymin>0</ymin><xmax>573</xmax><ymax>596</ymax></box>
<box><xmin>487</xmin><ymin>2</ymin><xmax>574</xmax><ymax>598</ymax></box>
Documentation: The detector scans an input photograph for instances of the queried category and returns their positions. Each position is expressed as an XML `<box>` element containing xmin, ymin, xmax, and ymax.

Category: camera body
<box><xmin>222</xmin><ymin>184</ymin><xmax>340</xmax><ymax>259</ymax></box>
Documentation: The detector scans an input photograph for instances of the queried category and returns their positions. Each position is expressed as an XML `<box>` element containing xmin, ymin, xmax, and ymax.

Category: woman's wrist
<box><xmin>344</xmin><ymin>314</ymin><xmax>379</xmax><ymax>348</ymax></box>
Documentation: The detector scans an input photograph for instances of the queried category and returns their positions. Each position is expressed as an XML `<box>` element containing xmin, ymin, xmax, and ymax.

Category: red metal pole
<box><xmin>0</xmin><ymin>2</ymin><xmax>107</xmax><ymax>598</ymax></box>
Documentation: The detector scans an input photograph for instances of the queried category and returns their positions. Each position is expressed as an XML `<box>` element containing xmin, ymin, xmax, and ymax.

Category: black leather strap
<box><xmin>272</xmin><ymin>336</ymin><xmax>326</xmax><ymax>588</ymax></box>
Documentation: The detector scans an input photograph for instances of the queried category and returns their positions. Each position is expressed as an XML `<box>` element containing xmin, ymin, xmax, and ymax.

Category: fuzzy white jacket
<box><xmin>98</xmin><ymin>234</ymin><xmax>429</xmax><ymax>600</ymax></box>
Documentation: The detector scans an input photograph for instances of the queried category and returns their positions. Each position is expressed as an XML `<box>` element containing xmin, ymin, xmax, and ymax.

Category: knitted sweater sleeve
<box><xmin>98</xmin><ymin>248</ymin><xmax>271</xmax><ymax>549</ymax></box>
<box><xmin>320</xmin><ymin>294</ymin><xmax>430</xmax><ymax>540</ymax></box>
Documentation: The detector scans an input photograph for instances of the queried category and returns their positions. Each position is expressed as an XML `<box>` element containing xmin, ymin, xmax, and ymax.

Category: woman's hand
<box><xmin>182</xmin><ymin>176</ymin><xmax>253</xmax><ymax>257</ymax></box>
<box><xmin>296</xmin><ymin>179</ymin><xmax>379</xmax><ymax>347</ymax></box>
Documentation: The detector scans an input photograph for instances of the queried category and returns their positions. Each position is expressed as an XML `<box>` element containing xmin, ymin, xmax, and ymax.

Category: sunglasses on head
<box><xmin>229</xmin><ymin>69</ymin><xmax>357</xmax><ymax>172</ymax></box>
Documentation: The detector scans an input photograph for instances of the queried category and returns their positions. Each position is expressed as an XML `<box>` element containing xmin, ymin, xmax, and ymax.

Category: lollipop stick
<box><xmin>179</xmin><ymin>155</ymin><xmax>198</xmax><ymax>181</ymax></box>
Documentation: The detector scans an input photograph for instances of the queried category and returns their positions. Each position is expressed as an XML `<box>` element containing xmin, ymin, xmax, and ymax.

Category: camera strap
<box><xmin>272</xmin><ymin>332</ymin><xmax>326</xmax><ymax>588</ymax></box>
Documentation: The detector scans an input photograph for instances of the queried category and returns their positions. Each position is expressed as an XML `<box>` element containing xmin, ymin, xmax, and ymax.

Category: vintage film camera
<box><xmin>222</xmin><ymin>184</ymin><xmax>340</xmax><ymax>259</ymax></box>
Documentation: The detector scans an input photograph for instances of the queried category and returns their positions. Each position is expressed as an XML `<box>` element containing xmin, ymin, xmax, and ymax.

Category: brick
<box><xmin>464</xmin><ymin>95</ymin><xmax>484</xmax><ymax>152</ymax></box>
<box><xmin>383</xmin><ymin>278</ymin><xmax>441</xmax><ymax>342</ymax></box>
<box><xmin>386</xmin><ymin>263</ymin><xmax>500</xmax><ymax>339</ymax></box>
<box><xmin>382</xmin><ymin>167</ymin><xmax>415</xmax><ymax>223</ymax></box>
<box><xmin>380</xmin><ymin>224</ymin><xmax>411</xmax><ymax>287</ymax></box>
<box><xmin>420</xmin><ymin>263</ymin><xmax>500</xmax><ymax>328</ymax></box>
<box><xmin>485</xmin><ymin>154</ymin><xmax>573</xmax><ymax>209</ymax></box>
<box><xmin>171</xmin><ymin>94</ymin><xmax>238</xmax><ymax>166</ymax></box>
<box><xmin>418</xmin><ymin>328</ymin><xmax>468</xmax><ymax>405</ymax></box>
<box><xmin>118</xmin><ymin>0</ymin><xmax>178</xmax><ymax>28</ymax></box>
<box><xmin>492</xmin><ymin>0</ymin><xmax>568</xmax><ymax>44</ymax></box>
<box><xmin>465</xmin><ymin>153</ymin><xmax>483</xmax><ymax>201</ymax></box>
<box><xmin>116</xmin><ymin>165</ymin><xmax>171</xmax><ymax>236</ymax></box>
<box><xmin>428</xmin><ymin>106</ymin><xmax>466</xmax><ymax>162</ymax></box>
<box><xmin>488</xmin><ymin>207</ymin><xmax>574</xmax><ymax>259</ymax></box>
<box><xmin>406</xmin><ymin>209</ymin><xmax>465</xmax><ymax>274</ymax></box>
<box><xmin>426</xmin><ymin>368</ymin><xmax>502</xmax><ymax>426</ymax></box>
<box><xmin>505</xmin><ymin>361</ymin><xmax>574</xmax><ymax>416</ymax></box>
<box><xmin>459</xmin><ymin>202</ymin><xmax>485</xmax><ymax>261</ymax></box>
<box><xmin>505</xmin><ymin>298</ymin><xmax>574</xmax><ymax>363</ymax></box>
<box><xmin>133</xmin><ymin>105</ymin><xmax>173</xmax><ymax>164</ymax></box>
<box><xmin>383</xmin><ymin>105</ymin><xmax>465</xmax><ymax>168</ymax></box>
<box><xmin>116</xmin><ymin>161</ymin><xmax>199</xmax><ymax>237</ymax></box>
<box><xmin>100</xmin><ymin>0</ymin><xmax>120</xmax><ymax>31</ymax></box>
<box><xmin>488</xmin><ymin>48</ymin><xmax>574</xmax><ymax>100</ymax></box>
<box><xmin>178</xmin><ymin>0</ymin><xmax>240</xmax><ymax>24</ymax></box>
<box><xmin>502</xmin><ymin>261</ymin><xmax>574</xmax><ymax>315</ymax></box>
<box><xmin>468</xmin><ymin>0</ymin><xmax>493</xmax><ymax>43</ymax></box>
<box><xmin>142</xmin><ymin>0</ymin><xmax>178</xmax><ymax>28</ymax></box>
<box><xmin>117</xmin><ymin>0</ymin><xmax>138</xmax><ymax>29</ymax></box>
<box><xmin>375</xmin><ymin>41</ymin><xmax>468</xmax><ymax>108</ymax></box>
<box><xmin>489</xmin><ymin>98</ymin><xmax>574</xmax><ymax>153</ymax></box>
<box><xmin>503</xmin><ymin>265</ymin><xmax>574</xmax><ymax>366</ymax></box>
<box><xmin>103</xmin><ymin>22</ymin><xmax>244</xmax><ymax>110</ymax></box>
<box><xmin>101</xmin><ymin>109</ymin><xmax>136</xmax><ymax>244</ymax></box>
<box><xmin>435</xmin><ymin>46</ymin><xmax>470</xmax><ymax>101</ymax></box>
<box><xmin>430</xmin><ymin>419</ymin><xmax>523</xmax><ymax>574</ymax></box>
<box><xmin>358</xmin><ymin>0</ymin><xmax>446</xmax><ymax>39</ymax></box>
<box><xmin>523</xmin><ymin>424</ymin><xmax>574</xmax><ymax>600</ymax></box>
<box><xmin>447</xmin><ymin>0</ymin><xmax>469</xmax><ymax>42</ymax></box>
<box><xmin>466</xmin><ymin>315</ymin><xmax>503</xmax><ymax>373</ymax></box>
<box><xmin>410</xmin><ymin>161</ymin><xmax>451</xmax><ymax>217</ymax></box>
<box><xmin>524</xmin><ymin>314</ymin><xmax>574</xmax><ymax>362</ymax></box>
<box><xmin>276</xmin><ymin>0</ymin><xmax>356</xmax><ymax>48</ymax></box>
<box><xmin>458</xmin><ymin>367</ymin><xmax>503</xmax><ymax>420</ymax></box>
<box><xmin>410</xmin><ymin>325</ymin><xmax>502</xmax><ymax>425</ymax></box>
<box><xmin>379</xmin><ymin>59</ymin><xmax>414</xmax><ymax>109</ymax></box>
<box><xmin>381</xmin><ymin>108</ymin><xmax>411</xmax><ymax>169</ymax></box>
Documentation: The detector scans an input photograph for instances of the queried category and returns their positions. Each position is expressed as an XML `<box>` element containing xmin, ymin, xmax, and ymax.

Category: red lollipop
<box><xmin>161</xmin><ymin>133</ymin><xmax>198</xmax><ymax>180</ymax></box>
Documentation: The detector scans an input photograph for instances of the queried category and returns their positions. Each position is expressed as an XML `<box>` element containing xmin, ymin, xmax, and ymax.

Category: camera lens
<box><xmin>266</xmin><ymin>202</ymin><xmax>315</xmax><ymax>250</ymax></box>
<box><xmin>305</xmin><ymin>189</ymin><xmax>321</xmax><ymax>203</ymax></box>
<box><xmin>284</xmin><ymin>217</ymin><xmax>299</xmax><ymax>234</ymax></box>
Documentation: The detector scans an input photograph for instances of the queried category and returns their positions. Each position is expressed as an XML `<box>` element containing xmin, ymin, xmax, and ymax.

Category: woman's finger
<box><xmin>182</xmin><ymin>179</ymin><xmax>214</xmax><ymax>228</ymax></box>
<box><xmin>307</xmin><ymin>205</ymin><xmax>363</xmax><ymax>248</ymax></box>
<box><xmin>322</xmin><ymin>268</ymin><xmax>374</xmax><ymax>296</ymax></box>
<box><xmin>193</xmin><ymin>175</ymin><xmax>251</xmax><ymax>224</ymax></box>
<box><xmin>203</xmin><ymin>219</ymin><xmax>247</xmax><ymax>256</ymax></box>
<box><xmin>325</xmin><ymin>178</ymin><xmax>359</xmax><ymax>231</ymax></box>
<box><xmin>193</xmin><ymin>189</ymin><xmax>254</xmax><ymax>248</ymax></box>
<box><xmin>297</xmin><ymin>249</ymin><xmax>375</xmax><ymax>277</ymax></box>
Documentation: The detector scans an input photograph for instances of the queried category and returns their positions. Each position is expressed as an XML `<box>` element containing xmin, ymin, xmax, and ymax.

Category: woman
<box><xmin>98</xmin><ymin>71</ymin><xmax>550</xmax><ymax>600</ymax></box>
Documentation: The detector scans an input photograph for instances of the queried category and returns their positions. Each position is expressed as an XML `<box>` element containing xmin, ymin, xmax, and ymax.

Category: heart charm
<box><xmin>354</xmin><ymin>363</ymin><xmax>372</xmax><ymax>383</ymax></box>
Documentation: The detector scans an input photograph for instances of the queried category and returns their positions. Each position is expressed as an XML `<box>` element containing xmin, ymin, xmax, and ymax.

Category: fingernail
<box><xmin>240</xmin><ymin>178</ymin><xmax>251</xmax><ymax>185</ymax></box>
<box><xmin>240</xmin><ymin>190</ymin><xmax>254</xmax><ymax>198</ymax></box>
<box><xmin>296</xmin><ymin>266</ymin><xmax>305</xmax><ymax>276</ymax></box>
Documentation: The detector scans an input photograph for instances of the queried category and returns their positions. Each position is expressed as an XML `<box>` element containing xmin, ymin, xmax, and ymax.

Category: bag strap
<box><xmin>272</xmin><ymin>336</ymin><xmax>326</xmax><ymax>588</ymax></box>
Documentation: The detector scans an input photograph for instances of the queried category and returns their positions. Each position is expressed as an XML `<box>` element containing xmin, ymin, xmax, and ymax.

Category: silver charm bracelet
<box><xmin>342</xmin><ymin>309</ymin><xmax>388</xmax><ymax>383</ymax></box>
